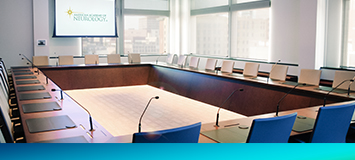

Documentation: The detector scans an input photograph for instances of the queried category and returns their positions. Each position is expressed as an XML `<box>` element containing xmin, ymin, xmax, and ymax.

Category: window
<box><xmin>124</xmin><ymin>0</ymin><xmax>169</xmax><ymax>10</ymax></box>
<box><xmin>122</xmin><ymin>0</ymin><xmax>169</xmax><ymax>55</ymax></box>
<box><xmin>231</xmin><ymin>8</ymin><xmax>270</xmax><ymax>60</ymax></box>
<box><xmin>82</xmin><ymin>0</ymin><xmax>169</xmax><ymax>56</ymax></box>
<box><xmin>124</xmin><ymin>15</ymin><xmax>168</xmax><ymax>54</ymax></box>
<box><xmin>191</xmin><ymin>0</ymin><xmax>228</xmax><ymax>10</ymax></box>
<box><xmin>232</xmin><ymin>0</ymin><xmax>263</xmax><ymax>4</ymax></box>
<box><xmin>82</xmin><ymin>38</ymin><xmax>116</xmax><ymax>55</ymax></box>
<box><xmin>190</xmin><ymin>0</ymin><xmax>270</xmax><ymax>60</ymax></box>
<box><xmin>192</xmin><ymin>13</ymin><xmax>229</xmax><ymax>57</ymax></box>
<box><xmin>342</xmin><ymin>0</ymin><xmax>355</xmax><ymax>67</ymax></box>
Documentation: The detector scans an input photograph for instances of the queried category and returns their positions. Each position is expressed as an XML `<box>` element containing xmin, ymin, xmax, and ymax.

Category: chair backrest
<box><xmin>0</xmin><ymin>79</ymin><xmax>12</xmax><ymax>137</ymax></box>
<box><xmin>269</xmin><ymin>65</ymin><xmax>289</xmax><ymax>81</ymax></box>
<box><xmin>132</xmin><ymin>122</ymin><xmax>201</xmax><ymax>143</ymax></box>
<box><xmin>33</xmin><ymin>56</ymin><xmax>49</xmax><ymax>66</ymax></box>
<box><xmin>189</xmin><ymin>57</ymin><xmax>200</xmax><ymax>69</ymax></box>
<box><xmin>166</xmin><ymin>54</ymin><xmax>174</xmax><ymax>64</ymax></box>
<box><xmin>0</xmin><ymin>105</ymin><xmax>14</xmax><ymax>143</ymax></box>
<box><xmin>246</xmin><ymin>112</ymin><xmax>297</xmax><ymax>143</ymax></box>
<box><xmin>310</xmin><ymin>103</ymin><xmax>355</xmax><ymax>143</ymax></box>
<box><xmin>128</xmin><ymin>54</ymin><xmax>141</xmax><ymax>63</ymax></box>
<box><xmin>177</xmin><ymin>55</ymin><xmax>187</xmax><ymax>66</ymax></box>
<box><xmin>243</xmin><ymin>62</ymin><xmax>260</xmax><ymax>77</ymax></box>
<box><xmin>0</xmin><ymin>128</ymin><xmax>5</xmax><ymax>143</ymax></box>
<box><xmin>58</xmin><ymin>56</ymin><xmax>74</xmax><ymax>65</ymax></box>
<box><xmin>107</xmin><ymin>54</ymin><xmax>121</xmax><ymax>64</ymax></box>
<box><xmin>0</xmin><ymin>62</ymin><xmax>9</xmax><ymax>83</ymax></box>
<box><xmin>85</xmin><ymin>55</ymin><xmax>99</xmax><ymax>65</ymax></box>
<box><xmin>0</xmin><ymin>59</ymin><xmax>8</xmax><ymax>74</ymax></box>
<box><xmin>0</xmin><ymin>65</ymin><xmax>10</xmax><ymax>93</ymax></box>
<box><xmin>0</xmin><ymin>74</ymin><xmax>12</xmax><ymax>118</ymax></box>
<box><xmin>0</xmin><ymin>76</ymin><xmax>11</xmax><ymax>116</ymax></box>
<box><xmin>221</xmin><ymin>60</ymin><xmax>235</xmax><ymax>74</ymax></box>
<box><xmin>333</xmin><ymin>71</ymin><xmax>355</xmax><ymax>91</ymax></box>
<box><xmin>0</xmin><ymin>74</ymin><xmax>9</xmax><ymax>101</ymax></box>
<box><xmin>0</xmin><ymin>71</ymin><xmax>9</xmax><ymax>97</ymax></box>
<box><xmin>298</xmin><ymin>69</ymin><xmax>321</xmax><ymax>86</ymax></box>
<box><xmin>0</xmin><ymin>69</ymin><xmax>9</xmax><ymax>94</ymax></box>
<box><xmin>205</xmin><ymin>58</ymin><xmax>217</xmax><ymax>71</ymax></box>
<box><xmin>172</xmin><ymin>54</ymin><xmax>178</xmax><ymax>64</ymax></box>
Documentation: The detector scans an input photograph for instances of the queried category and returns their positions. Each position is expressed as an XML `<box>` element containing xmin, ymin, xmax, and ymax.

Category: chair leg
<box><xmin>288</xmin><ymin>132</ymin><xmax>312</xmax><ymax>143</ymax></box>
<box><xmin>346</xmin><ymin>125</ymin><xmax>355</xmax><ymax>143</ymax></box>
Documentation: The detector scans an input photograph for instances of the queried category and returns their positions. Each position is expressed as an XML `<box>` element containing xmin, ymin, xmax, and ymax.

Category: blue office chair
<box><xmin>290</xmin><ymin>103</ymin><xmax>355</xmax><ymax>143</ymax></box>
<box><xmin>132</xmin><ymin>122</ymin><xmax>201</xmax><ymax>143</ymax></box>
<box><xmin>246</xmin><ymin>112</ymin><xmax>297</xmax><ymax>143</ymax></box>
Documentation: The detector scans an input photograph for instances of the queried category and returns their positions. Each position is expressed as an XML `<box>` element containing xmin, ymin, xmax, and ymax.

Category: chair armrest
<box><xmin>9</xmin><ymin>97</ymin><xmax>17</xmax><ymax>107</ymax></box>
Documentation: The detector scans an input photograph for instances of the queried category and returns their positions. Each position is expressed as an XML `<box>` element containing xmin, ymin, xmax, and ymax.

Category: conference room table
<box><xmin>12</xmin><ymin>67</ymin><xmax>114</xmax><ymax>143</ymax></box>
<box><xmin>11</xmin><ymin>62</ymin><xmax>355</xmax><ymax>143</ymax></box>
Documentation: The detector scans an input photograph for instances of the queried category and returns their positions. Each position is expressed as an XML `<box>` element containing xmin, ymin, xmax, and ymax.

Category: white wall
<box><xmin>0</xmin><ymin>0</ymin><xmax>34</xmax><ymax>68</ymax></box>
<box><xmin>33</xmin><ymin>0</ymin><xmax>50</xmax><ymax>56</ymax></box>
<box><xmin>270</xmin><ymin>0</ymin><xmax>317</xmax><ymax>76</ymax></box>
<box><xmin>298</xmin><ymin>0</ymin><xmax>318</xmax><ymax>71</ymax></box>
<box><xmin>324</xmin><ymin>0</ymin><xmax>342</xmax><ymax>68</ymax></box>
<box><xmin>270</xmin><ymin>0</ymin><xmax>300</xmax><ymax>65</ymax></box>
<box><xmin>33</xmin><ymin>0</ymin><xmax>81</xmax><ymax>58</ymax></box>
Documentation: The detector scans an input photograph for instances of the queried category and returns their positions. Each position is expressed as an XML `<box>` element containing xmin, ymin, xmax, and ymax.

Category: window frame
<box><xmin>119</xmin><ymin>0</ymin><xmax>170</xmax><ymax>55</ymax></box>
<box><xmin>190</xmin><ymin>0</ymin><xmax>270</xmax><ymax>60</ymax></box>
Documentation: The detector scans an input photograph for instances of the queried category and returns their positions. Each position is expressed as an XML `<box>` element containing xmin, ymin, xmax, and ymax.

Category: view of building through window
<box><xmin>231</xmin><ymin>8</ymin><xmax>270</xmax><ymax>60</ymax></box>
<box><xmin>82</xmin><ymin>16</ymin><xmax>168</xmax><ymax>55</ymax></box>
<box><xmin>124</xmin><ymin>16</ymin><xmax>168</xmax><ymax>54</ymax></box>
<box><xmin>82</xmin><ymin>37</ymin><xmax>116</xmax><ymax>55</ymax></box>
<box><xmin>194</xmin><ymin>13</ymin><xmax>229</xmax><ymax>57</ymax></box>
<box><xmin>81</xmin><ymin>0</ymin><xmax>270</xmax><ymax>61</ymax></box>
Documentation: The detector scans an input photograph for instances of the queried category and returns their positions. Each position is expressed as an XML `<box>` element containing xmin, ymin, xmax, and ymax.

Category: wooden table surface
<box><xmin>12</xmin><ymin>67</ymin><xmax>113</xmax><ymax>143</ymax></box>
<box><xmin>13</xmin><ymin>63</ymin><xmax>355</xmax><ymax>143</ymax></box>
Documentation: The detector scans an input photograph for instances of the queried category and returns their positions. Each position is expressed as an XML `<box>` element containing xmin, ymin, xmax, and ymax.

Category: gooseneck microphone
<box><xmin>19</xmin><ymin>54</ymin><xmax>33</xmax><ymax>66</ymax></box>
<box><xmin>323</xmin><ymin>79</ymin><xmax>352</xmax><ymax>107</ymax></box>
<box><xmin>215</xmin><ymin>88</ymin><xmax>243</xmax><ymax>127</ymax></box>
<box><xmin>19</xmin><ymin>54</ymin><xmax>39</xmax><ymax>74</ymax></box>
<box><xmin>156</xmin><ymin>52</ymin><xmax>165</xmax><ymax>64</ymax></box>
<box><xmin>268</xmin><ymin>59</ymin><xmax>281</xmax><ymax>83</ymax></box>
<box><xmin>51</xmin><ymin>89</ymin><xmax>63</xmax><ymax>100</ymax></box>
<box><xmin>67</xmin><ymin>93</ymin><xmax>95</xmax><ymax>131</ymax></box>
<box><xmin>276</xmin><ymin>83</ymin><xmax>306</xmax><ymax>116</ymax></box>
<box><xmin>138</xmin><ymin>96</ymin><xmax>159</xmax><ymax>133</ymax></box>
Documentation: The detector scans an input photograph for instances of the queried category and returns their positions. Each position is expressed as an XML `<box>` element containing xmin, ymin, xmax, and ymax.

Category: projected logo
<box><xmin>65</xmin><ymin>7</ymin><xmax>108</xmax><ymax>22</ymax></box>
